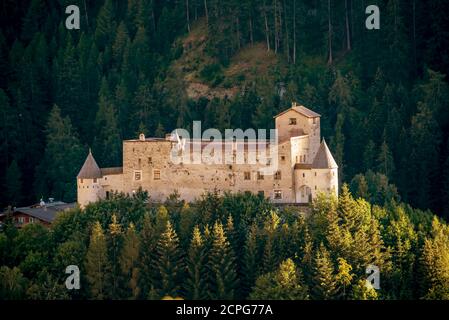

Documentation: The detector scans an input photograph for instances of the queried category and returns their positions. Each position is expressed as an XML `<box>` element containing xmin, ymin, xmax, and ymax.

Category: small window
<box><xmin>148</xmin><ymin>157</ymin><xmax>152</xmax><ymax>164</ymax></box>
<box><xmin>257</xmin><ymin>172</ymin><xmax>264</xmax><ymax>180</ymax></box>
<box><xmin>313</xmin><ymin>117</ymin><xmax>317</xmax><ymax>124</ymax></box>
<box><xmin>281</xmin><ymin>156</ymin><xmax>285</xmax><ymax>161</ymax></box>
<box><xmin>303</xmin><ymin>173</ymin><xmax>305</xmax><ymax>178</ymax></box>
<box><xmin>289</xmin><ymin>118</ymin><xmax>297</xmax><ymax>125</ymax></box>
<box><xmin>93</xmin><ymin>178</ymin><xmax>97</xmax><ymax>183</ymax></box>
<box><xmin>244</xmin><ymin>172</ymin><xmax>251</xmax><ymax>180</ymax></box>
<box><xmin>29</xmin><ymin>217</ymin><xmax>35</xmax><ymax>223</ymax></box>
<box><xmin>315</xmin><ymin>172</ymin><xmax>317</xmax><ymax>177</ymax></box>
<box><xmin>154</xmin><ymin>170</ymin><xmax>161</xmax><ymax>180</ymax></box>
<box><xmin>18</xmin><ymin>217</ymin><xmax>25</xmax><ymax>224</ymax></box>
<box><xmin>274</xmin><ymin>190</ymin><xmax>282</xmax><ymax>199</ymax></box>
<box><xmin>80</xmin><ymin>179</ymin><xmax>84</xmax><ymax>184</ymax></box>
<box><xmin>134</xmin><ymin>170</ymin><xmax>142</xmax><ymax>181</ymax></box>
<box><xmin>315</xmin><ymin>186</ymin><xmax>317</xmax><ymax>190</ymax></box>
<box><xmin>274</xmin><ymin>171</ymin><xmax>281</xmax><ymax>180</ymax></box>
<box><xmin>258</xmin><ymin>191</ymin><xmax>265</xmax><ymax>197</ymax></box>
<box><xmin>106</xmin><ymin>191</ymin><xmax>110</xmax><ymax>199</ymax></box>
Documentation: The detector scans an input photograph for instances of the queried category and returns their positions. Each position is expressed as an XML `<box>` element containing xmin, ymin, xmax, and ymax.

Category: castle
<box><xmin>77</xmin><ymin>103</ymin><xmax>338</xmax><ymax>207</ymax></box>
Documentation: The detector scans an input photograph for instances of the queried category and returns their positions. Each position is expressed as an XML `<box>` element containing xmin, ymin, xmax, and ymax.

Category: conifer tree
<box><xmin>241</xmin><ymin>223</ymin><xmax>259</xmax><ymax>298</ymax></box>
<box><xmin>138</xmin><ymin>213</ymin><xmax>158</xmax><ymax>298</ymax></box>
<box><xmin>185</xmin><ymin>225</ymin><xmax>207</xmax><ymax>300</ymax></box>
<box><xmin>335</xmin><ymin>257</ymin><xmax>353</xmax><ymax>299</ymax></box>
<box><xmin>312</xmin><ymin>244</ymin><xmax>337</xmax><ymax>300</ymax></box>
<box><xmin>207</xmin><ymin>222</ymin><xmax>238</xmax><ymax>299</ymax></box>
<box><xmin>93</xmin><ymin>78</ymin><xmax>121</xmax><ymax>167</ymax></box>
<box><xmin>108</xmin><ymin>214</ymin><xmax>122</xmax><ymax>298</ymax></box>
<box><xmin>5</xmin><ymin>160</ymin><xmax>22</xmax><ymax>206</ymax></box>
<box><xmin>34</xmin><ymin>105</ymin><xmax>84</xmax><ymax>202</ymax></box>
<box><xmin>85</xmin><ymin>222</ymin><xmax>109</xmax><ymax>299</ymax></box>
<box><xmin>155</xmin><ymin>220</ymin><xmax>184</xmax><ymax>297</ymax></box>
<box><xmin>249</xmin><ymin>258</ymin><xmax>308</xmax><ymax>300</ymax></box>
<box><xmin>119</xmin><ymin>223</ymin><xmax>140</xmax><ymax>299</ymax></box>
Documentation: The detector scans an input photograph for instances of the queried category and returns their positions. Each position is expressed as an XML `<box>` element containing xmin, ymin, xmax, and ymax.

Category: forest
<box><xmin>1</xmin><ymin>188</ymin><xmax>449</xmax><ymax>300</ymax></box>
<box><xmin>1</xmin><ymin>0</ymin><xmax>449</xmax><ymax>300</ymax></box>
<box><xmin>0</xmin><ymin>0</ymin><xmax>448</xmax><ymax>219</ymax></box>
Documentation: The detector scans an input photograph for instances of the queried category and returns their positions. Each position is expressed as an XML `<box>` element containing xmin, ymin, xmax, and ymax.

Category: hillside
<box><xmin>168</xmin><ymin>19</ymin><xmax>284</xmax><ymax>100</ymax></box>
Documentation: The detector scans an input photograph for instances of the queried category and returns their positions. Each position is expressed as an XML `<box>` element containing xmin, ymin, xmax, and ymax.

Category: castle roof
<box><xmin>311</xmin><ymin>139</ymin><xmax>338</xmax><ymax>169</ymax></box>
<box><xmin>77</xmin><ymin>149</ymin><xmax>102</xmax><ymax>179</ymax></box>
<box><xmin>274</xmin><ymin>102</ymin><xmax>321</xmax><ymax>119</ymax></box>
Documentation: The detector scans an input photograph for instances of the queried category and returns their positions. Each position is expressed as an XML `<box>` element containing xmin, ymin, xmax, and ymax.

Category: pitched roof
<box><xmin>312</xmin><ymin>140</ymin><xmax>338</xmax><ymax>169</ymax></box>
<box><xmin>274</xmin><ymin>102</ymin><xmax>321</xmax><ymax>119</ymax></box>
<box><xmin>14</xmin><ymin>202</ymin><xmax>76</xmax><ymax>223</ymax></box>
<box><xmin>77</xmin><ymin>149</ymin><xmax>102</xmax><ymax>179</ymax></box>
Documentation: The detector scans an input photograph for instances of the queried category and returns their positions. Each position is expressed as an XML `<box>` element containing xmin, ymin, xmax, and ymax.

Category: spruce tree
<box><xmin>311</xmin><ymin>244</ymin><xmax>337</xmax><ymax>300</ymax></box>
<box><xmin>85</xmin><ymin>222</ymin><xmax>109</xmax><ymax>299</ymax></box>
<box><xmin>34</xmin><ymin>105</ymin><xmax>84</xmax><ymax>202</ymax></box>
<box><xmin>207</xmin><ymin>222</ymin><xmax>238</xmax><ymax>299</ymax></box>
<box><xmin>119</xmin><ymin>223</ymin><xmax>140</xmax><ymax>299</ymax></box>
<box><xmin>155</xmin><ymin>220</ymin><xmax>184</xmax><ymax>298</ymax></box>
<box><xmin>185</xmin><ymin>225</ymin><xmax>207</xmax><ymax>299</ymax></box>
<box><xmin>93</xmin><ymin>78</ymin><xmax>122</xmax><ymax>167</ymax></box>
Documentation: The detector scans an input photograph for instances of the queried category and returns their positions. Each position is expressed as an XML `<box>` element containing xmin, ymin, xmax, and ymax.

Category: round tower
<box><xmin>77</xmin><ymin>149</ymin><xmax>104</xmax><ymax>208</ymax></box>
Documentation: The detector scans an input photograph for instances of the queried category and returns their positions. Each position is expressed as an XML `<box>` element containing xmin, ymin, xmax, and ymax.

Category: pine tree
<box><xmin>311</xmin><ymin>244</ymin><xmax>337</xmax><ymax>300</ymax></box>
<box><xmin>85</xmin><ymin>222</ymin><xmax>109</xmax><ymax>299</ymax></box>
<box><xmin>185</xmin><ymin>225</ymin><xmax>207</xmax><ymax>299</ymax></box>
<box><xmin>155</xmin><ymin>220</ymin><xmax>184</xmax><ymax>297</ymax></box>
<box><xmin>207</xmin><ymin>222</ymin><xmax>238</xmax><ymax>299</ymax></box>
<box><xmin>119</xmin><ymin>223</ymin><xmax>140</xmax><ymax>299</ymax></box>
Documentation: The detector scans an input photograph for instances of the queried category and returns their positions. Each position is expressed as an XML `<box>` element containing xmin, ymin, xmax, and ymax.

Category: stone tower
<box><xmin>77</xmin><ymin>149</ymin><xmax>104</xmax><ymax>208</ymax></box>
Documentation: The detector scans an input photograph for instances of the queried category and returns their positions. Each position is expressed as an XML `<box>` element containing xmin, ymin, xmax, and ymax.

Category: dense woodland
<box><xmin>1</xmin><ymin>1</ymin><xmax>449</xmax><ymax>218</ymax></box>
<box><xmin>1</xmin><ymin>0</ymin><xmax>449</xmax><ymax>300</ymax></box>
<box><xmin>1</xmin><ymin>189</ymin><xmax>449</xmax><ymax>300</ymax></box>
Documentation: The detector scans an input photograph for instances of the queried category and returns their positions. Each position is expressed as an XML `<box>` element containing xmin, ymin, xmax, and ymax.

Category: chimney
<box><xmin>292</xmin><ymin>102</ymin><xmax>297</xmax><ymax>108</ymax></box>
<box><xmin>139</xmin><ymin>133</ymin><xmax>145</xmax><ymax>141</ymax></box>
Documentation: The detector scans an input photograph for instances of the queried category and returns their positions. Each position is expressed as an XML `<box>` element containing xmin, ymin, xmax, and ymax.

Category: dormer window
<box><xmin>289</xmin><ymin>118</ymin><xmax>297</xmax><ymax>125</ymax></box>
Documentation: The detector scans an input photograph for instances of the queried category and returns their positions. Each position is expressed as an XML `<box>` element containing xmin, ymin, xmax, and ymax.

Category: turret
<box><xmin>77</xmin><ymin>149</ymin><xmax>104</xmax><ymax>208</ymax></box>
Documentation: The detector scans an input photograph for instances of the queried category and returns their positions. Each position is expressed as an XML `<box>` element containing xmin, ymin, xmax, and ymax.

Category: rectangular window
<box><xmin>244</xmin><ymin>172</ymin><xmax>251</xmax><ymax>180</ymax></box>
<box><xmin>281</xmin><ymin>156</ymin><xmax>285</xmax><ymax>161</ymax></box>
<box><xmin>153</xmin><ymin>170</ymin><xmax>161</xmax><ymax>180</ymax></box>
<box><xmin>274</xmin><ymin>171</ymin><xmax>281</xmax><ymax>180</ymax></box>
<box><xmin>93</xmin><ymin>178</ymin><xmax>97</xmax><ymax>183</ymax></box>
<box><xmin>18</xmin><ymin>217</ymin><xmax>25</xmax><ymax>224</ymax></box>
<box><xmin>134</xmin><ymin>170</ymin><xmax>142</xmax><ymax>181</ymax></box>
<box><xmin>289</xmin><ymin>118</ymin><xmax>297</xmax><ymax>125</ymax></box>
<box><xmin>258</xmin><ymin>191</ymin><xmax>265</xmax><ymax>197</ymax></box>
<box><xmin>274</xmin><ymin>190</ymin><xmax>282</xmax><ymax>199</ymax></box>
<box><xmin>29</xmin><ymin>217</ymin><xmax>35</xmax><ymax>223</ymax></box>
<box><xmin>257</xmin><ymin>172</ymin><xmax>264</xmax><ymax>180</ymax></box>
<box><xmin>313</xmin><ymin>118</ymin><xmax>317</xmax><ymax>124</ymax></box>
